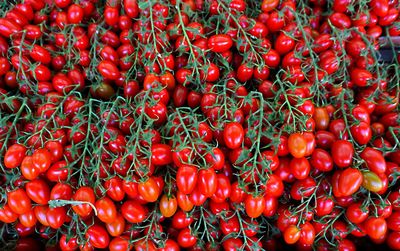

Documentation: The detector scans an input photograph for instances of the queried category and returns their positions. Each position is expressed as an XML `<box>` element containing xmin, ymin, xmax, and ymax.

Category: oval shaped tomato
<box><xmin>106</xmin><ymin>213</ymin><xmax>125</xmax><ymax>237</ymax></box>
<box><xmin>159</xmin><ymin>194</ymin><xmax>178</xmax><ymax>218</ymax></box>
<box><xmin>284</xmin><ymin>225</ymin><xmax>300</xmax><ymax>244</ymax></box>
<box><xmin>7</xmin><ymin>188</ymin><xmax>31</xmax><ymax>215</ymax></box>
<box><xmin>121</xmin><ymin>200</ymin><xmax>147</xmax><ymax>223</ymax></box>
<box><xmin>198</xmin><ymin>168</ymin><xmax>217</xmax><ymax>197</ymax></box>
<box><xmin>85</xmin><ymin>224</ymin><xmax>110</xmax><ymax>249</ymax></box>
<box><xmin>98</xmin><ymin>60</ymin><xmax>120</xmax><ymax>80</ymax></box>
<box><xmin>288</xmin><ymin>133</ymin><xmax>307</xmax><ymax>158</ymax></box>
<box><xmin>245</xmin><ymin>194</ymin><xmax>265</xmax><ymax>218</ymax></box>
<box><xmin>331</xmin><ymin>140</ymin><xmax>354</xmax><ymax>168</ymax></box>
<box><xmin>362</xmin><ymin>171</ymin><xmax>383</xmax><ymax>192</ymax></box>
<box><xmin>95</xmin><ymin>197</ymin><xmax>117</xmax><ymax>224</ymax></box>
<box><xmin>4</xmin><ymin>144</ymin><xmax>26</xmax><ymax>168</ymax></box>
<box><xmin>25</xmin><ymin>179</ymin><xmax>50</xmax><ymax>205</ymax></box>
<box><xmin>138</xmin><ymin>177</ymin><xmax>160</xmax><ymax>202</ymax></box>
<box><xmin>32</xmin><ymin>148</ymin><xmax>52</xmax><ymax>173</ymax></box>
<box><xmin>208</xmin><ymin>34</ymin><xmax>233</xmax><ymax>53</ymax></box>
<box><xmin>365</xmin><ymin>217</ymin><xmax>387</xmax><ymax>239</ymax></box>
<box><xmin>20</xmin><ymin>156</ymin><xmax>40</xmax><ymax>180</ymax></box>
<box><xmin>151</xmin><ymin>144</ymin><xmax>172</xmax><ymax>166</ymax></box>
<box><xmin>223</xmin><ymin>122</ymin><xmax>244</xmax><ymax>149</ymax></box>
<box><xmin>310</xmin><ymin>148</ymin><xmax>333</xmax><ymax>172</ymax></box>
<box><xmin>338</xmin><ymin>168</ymin><xmax>363</xmax><ymax>197</ymax></box>
<box><xmin>46</xmin><ymin>206</ymin><xmax>66</xmax><ymax>229</ymax></box>
<box><xmin>360</xmin><ymin>147</ymin><xmax>386</xmax><ymax>174</ymax></box>
<box><xmin>0</xmin><ymin>204</ymin><xmax>18</xmax><ymax>223</ymax></box>
<box><xmin>290</xmin><ymin>157</ymin><xmax>310</xmax><ymax>180</ymax></box>
<box><xmin>71</xmin><ymin>187</ymin><xmax>95</xmax><ymax>217</ymax></box>
<box><xmin>176</xmin><ymin>165</ymin><xmax>197</xmax><ymax>194</ymax></box>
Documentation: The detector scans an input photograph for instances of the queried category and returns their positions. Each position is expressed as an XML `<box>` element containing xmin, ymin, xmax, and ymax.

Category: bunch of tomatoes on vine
<box><xmin>0</xmin><ymin>0</ymin><xmax>399</xmax><ymax>250</ymax></box>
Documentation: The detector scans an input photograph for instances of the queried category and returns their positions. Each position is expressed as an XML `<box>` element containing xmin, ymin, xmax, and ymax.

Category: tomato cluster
<box><xmin>0</xmin><ymin>0</ymin><xmax>399</xmax><ymax>250</ymax></box>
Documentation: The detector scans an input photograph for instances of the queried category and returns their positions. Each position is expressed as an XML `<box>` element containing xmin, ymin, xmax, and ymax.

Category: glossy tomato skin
<box><xmin>176</xmin><ymin>165</ymin><xmax>197</xmax><ymax>194</ymax></box>
<box><xmin>288</xmin><ymin>133</ymin><xmax>307</xmax><ymax>158</ymax></box>
<box><xmin>95</xmin><ymin>197</ymin><xmax>117</xmax><ymax>224</ymax></box>
<box><xmin>208</xmin><ymin>34</ymin><xmax>233</xmax><ymax>52</ymax></box>
<box><xmin>331</xmin><ymin>140</ymin><xmax>354</xmax><ymax>168</ymax></box>
<box><xmin>360</xmin><ymin>147</ymin><xmax>387</xmax><ymax>174</ymax></box>
<box><xmin>7</xmin><ymin>188</ymin><xmax>31</xmax><ymax>215</ymax></box>
<box><xmin>71</xmin><ymin>187</ymin><xmax>95</xmax><ymax>217</ymax></box>
<box><xmin>245</xmin><ymin>194</ymin><xmax>265</xmax><ymax>218</ymax></box>
<box><xmin>223</xmin><ymin>122</ymin><xmax>244</xmax><ymax>149</ymax></box>
<box><xmin>86</xmin><ymin>224</ymin><xmax>110</xmax><ymax>249</ymax></box>
<box><xmin>4</xmin><ymin>144</ymin><xmax>27</xmax><ymax>168</ymax></box>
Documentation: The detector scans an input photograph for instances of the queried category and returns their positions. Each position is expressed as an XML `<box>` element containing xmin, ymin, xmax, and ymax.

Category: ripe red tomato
<box><xmin>71</xmin><ymin>187</ymin><xmax>95</xmax><ymax>217</ymax></box>
<box><xmin>208</xmin><ymin>34</ymin><xmax>233</xmax><ymax>52</ymax></box>
<box><xmin>46</xmin><ymin>206</ymin><xmax>67</xmax><ymax>229</ymax></box>
<box><xmin>245</xmin><ymin>194</ymin><xmax>265</xmax><ymax>218</ymax></box>
<box><xmin>337</xmin><ymin>168</ymin><xmax>363</xmax><ymax>197</ymax></box>
<box><xmin>138</xmin><ymin>177</ymin><xmax>161</xmax><ymax>202</ymax></box>
<box><xmin>360</xmin><ymin>147</ymin><xmax>387</xmax><ymax>174</ymax></box>
<box><xmin>176</xmin><ymin>165</ymin><xmax>198</xmax><ymax>194</ymax></box>
<box><xmin>288</xmin><ymin>133</ymin><xmax>307</xmax><ymax>158</ymax></box>
<box><xmin>32</xmin><ymin>148</ymin><xmax>52</xmax><ymax>173</ymax></box>
<box><xmin>331</xmin><ymin>140</ymin><xmax>354</xmax><ymax>168</ymax></box>
<box><xmin>198</xmin><ymin>168</ymin><xmax>217</xmax><ymax>197</ymax></box>
<box><xmin>25</xmin><ymin>179</ymin><xmax>50</xmax><ymax>205</ymax></box>
<box><xmin>151</xmin><ymin>144</ymin><xmax>172</xmax><ymax>166</ymax></box>
<box><xmin>223</xmin><ymin>122</ymin><xmax>244</xmax><ymax>149</ymax></box>
<box><xmin>95</xmin><ymin>197</ymin><xmax>117</xmax><ymax>224</ymax></box>
<box><xmin>365</xmin><ymin>217</ymin><xmax>387</xmax><ymax>239</ymax></box>
<box><xmin>4</xmin><ymin>143</ymin><xmax>26</xmax><ymax>168</ymax></box>
<box><xmin>85</xmin><ymin>224</ymin><xmax>110</xmax><ymax>249</ymax></box>
<box><xmin>7</xmin><ymin>188</ymin><xmax>31</xmax><ymax>215</ymax></box>
<box><xmin>177</xmin><ymin>228</ymin><xmax>197</xmax><ymax>248</ymax></box>
<box><xmin>121</xmin><ymin>200</ymin><xmax>147</xmax><ymax>223</ymax></box>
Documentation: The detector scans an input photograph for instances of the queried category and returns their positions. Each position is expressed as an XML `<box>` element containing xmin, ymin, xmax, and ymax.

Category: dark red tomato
<box><xmin>46</xmin><ymin>161</ymin><xmax>69</xmax><ymax>182</ymax></box>
<box><xmin>351</xmin><ymin>68</ymin><xmax>373</xmax><ymax>87</ymax></box>
<box><xmin>275</xmin><ymin>33</ymin><xmax>295</xmax><ymax>55</ymax></box>
<box><xmin>290</xmin><ymin>157</ymin><xmax>310</xmax><ymax>180</ymax></box>
<box><xmin>223</xmin><ymin>122</ymin><xmax>244</xmax><ymax>149</ymax></box>
<box><xmin>237</xmin><ymin>64</ymin><xmax>254</xmax><ymax>82</ymax></box>
<box><xmin>44</xmin><ymin>141</ymin><xmax>63</xmax><ymax>163</ymax></box>
<box><xmin>208</xmin><ymin>34</ymin><xmax>233</xmax><ymax>53</ymax></box>
<box><xmin>310</xmin><ymin>148</ymin><xmax>333</xmax><ymax>172</ymax></box>
<box><xmin>222</xmin><ymin>238</ymin><xmax>243</xmax><ymax>251</ymax></box>
<box><xmin>331</xmin><ymin>140</ymin><xmax>354</xmax><ymax>168</ymax></box>
<box><xmin>313</xmin><ymin>107</ymin><xmax>330</xmax><ymax>130</ymax></box>
<box><xmin>245</xmin><ymin>194</ymin><xmax>265</xmax><ymax>218</ymax></box>
<box><xmin>26</xmin><ymin>179</ymin><xmax>50</xmax><ymax>205</ymax></box>
<box><xmin>315</xmin><ymin>196</ymin><xmax>334</xmax><ymax>217</ymax></box>
<box><xmin>387</xmin><ymin>211</ymin><xmax>400</xmax><ymax>231</ymax></box>
<box><xmin>7</xmin><ymin>188</ymin><xmax>31</xmax><ymax>215</ymax></box>
<box><xmin>104</xmin><ymin>177</ymin><xmax>125</xmax><ymax>202</ymax></box>
<box><xmin>85</xmin><ymin>224</ymin><xmax>110</xmax><ymax>249</ymax></box>
<box><xmin>346</xmin><ymin>202</ymin><xmax>369</xmax><ymax>224</ymax></box>
<box><xmin>299</xmin><ymin>222</ymin><xmax>315</xmax><ymax>245</ymax></box>
<box><xmin>365</xmin><ymin>217</ymin><xmax>387</xmax><ymax>239</ymax></box>
<box><xmin>104</xmin><ymin>6</ymin><xmax>119</xmax><ymax>26</ymax></box>
<box><xmin>204</xmin><ymin>148</ymin><xmax>225</xmax><ymax>170</ymax></box>
<box><xmin>387</xmin><ymin>231</ymin><xmax>400</xmax><ymax>250</ymax></box>
<box><xmin>121</xmin><ymin>200</ymin><xmax>147</xmax><ymax>223</ymax></box>
<box><xmin>59</xmin><ymin>235</ymin><xmax>78</xmax><ymax>251</ymax></box>
<box><xmin>360</xmin><ymin>147</ymin><xmax>386</xmax><ymax>174</ymax></box>
<box><xmin>46</xmin><ymin>206</ymin><xmax>67</xmax><ymax>229</ymax></box>
<box><xmin>177</xmin><ymin>228</ymin><xmax>197</xmax><ymax>248</ymax></box>
<box><xmin>95</xmin><ymin>197</ymin><xmax>117</xmax><ymax>224</ymax></box>
<box><xmin>329</xmin><ymin>13</ymin><xmax>351</xmax><ymax>29</ymax></box>
<box><xmin>98</xmin><ymin>60</ymin><xmax>120</xmax><ymax>80</ymax></box>
<box><xmin>151</xmin><ymin>144</ymin><xmax>172</xmax><ymax>166</ymax></box>
<box><xmin>71</xmin><ymin>187</ymin><xmax>95</xmax><ymax>217</ymax></box>
<box><xmin>4</xmin><ymin>143</ymin><xmax>26</xmax><ymax>168</ymax></box>
<box><xmin>0</xmin><ymin>18</ymin><xmax>22</xmax><ymax>37</ymax></box>
<box><xmin>67</xmin><ymin>4</ymin><xmax>84</xmax><ymax>24</ymax></box>
<box><xmin>350</xmin><ymin>122</ymin><xmax>371</xmax><ymax>145</ymax></box>
<box><xmin>124</xmin><ymin>0</ymin><xmax>139</xmax><ymax>18</ymax></box>
<box><xmin>290</xmin><ymin>177</ymin><xmax>316</xmax><ymax>200</ymax></box>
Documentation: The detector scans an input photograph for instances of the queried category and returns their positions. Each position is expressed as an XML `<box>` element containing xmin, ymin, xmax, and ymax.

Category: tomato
<box><xmin>26</xmin><ymin>179</ymin><xmax>50</xmax><ymax>205</ymax></box>
<box><xmin>106</xmin><ymin>213</ymin><xmax>125</xmax><ymax>237</ymax></box>
<box><xmin>44</xmin><ymin>141</ymin><xmax>63</xmax><ymax>162</ymax></box>
<box><xmin>59</xmin><ymin>235</ymin><xmax>78</xmax><ymax>251</ymax></box>
<box><xmin>198</xmin><ymin>168</ymin><xmax>217</xmax><ymax>197</ymax></box>
<box><xmin>245</xmin><ymin>194</ymin><xmax>265</xmax><ymax>218</ymax></box>
<box><xmin>98</xmin><ymin>60</ymin><xmax>120</xmax><ymax>80</ymax></box>
<box><xmin>86</xmin><ymin>224</ymin><xmax>110</xmax><ymax>249</ymax></box>
<box><xmin>46</xmin><ymin>206</ymin><xmax>67</xmax><ymax>229</ymax></box>
<box><xmin>346</xmin><ymin>202</ymin><xmax>369</xmax><ymax>224</ymax></box>
<box><xmin>20</xmin><ymin>156</ymin><xmax>40</xmax><ymax>180</ymax></box>
<box><xmin>275</xmin><ymin>33</ymin><xmax>295</xmax><ymax>55</ymax></box>
<box><xmin>0</xmin><ymin>18</ymin><xmax>22</xmax><ymax>37</ymax></box>
<box><xmin>46</xmin><ymin>161</ymin><xmax>69</xmax><ymax>182</ymax></box>
<box><xmin>365</xmin><ymin>217</ymin><xmax>387</xmax><ymax>239</ymax></box>
<box><xmin>151</xmin><ymin>144</ymin><xmax>172</xmax><ymax>165</ymax></box>
<box><xmin>0</xmin><ymin>204</ymin><xmax>18</xmax><ymax>223</ymax></box>
<box><xmin>67</xmin><ymin>4</ymin><xmax>84</xmax><ymax>24</ymax></box>
<box><xmin>331</xmin><ymin>140</ymin><xmax>354</xmax><ymax>168</ymax></box>
<box><xmin>313</xmin><ymin>107</ymin><xmax>330</xmax><ymax>130</ymax></box>
<box><xmin>104</xmin><ymin>6</ymin><xmax>119</xmax><ymax>26</ymax></box>
<box><xmin>177</xmin><ymin>228</ymin><xmax>197</xmax><ymax>248</ymax></box>
<box><xmin>176</xmin><ymin>165</ymin><xmax>198</xmax><ymax>194</ymax></box>
<box><xmin>4</xmin><ymin>143</ymin><xmax>26</xmax><ymax>168</ymax></box>
<box><xmin>50</xmin><ymin>183</ymin><xmax>73</xmax><ymax>201</ymax></box>
<box><xmin>95</xmin><ymin>197</ymin><xmax>117</xmax><ymax>224</ymax></box>
<box><xmin>261</xmin><ymin>0</ymin><xmax>279</xmax><ymax>12</ymax></box>
<box><xmin>288</xmin><ymin>133</ymin><xmax>307</xmax><ymax>158</ymax></box>
<box><xmin>223</xmin><ymin>122</ymin><xmax>244</xmax><ymax>149</ymax></box>
<box><xmin>33</xmin><ymin>205</ymin><xmax>49</xmax><ymax>226</ymax></box>
<box><xmin>121</xmin><ymin>200</ymin><xmax>147</xmax><ymax>223</ymax></box>
<box><xmin>72</xmin><ymin>187</ymin><xmax>95</xmax><ymax>217</ymax></box>
<box><xmin>315</xmin><ymin>196</ymin><xmax>334</xmax><ymax>217</ymax></box>
<box><xmin>337</xmin><ymin>168</ymin><xmax>363</xmax><ymax>197</ymax></box>
<box><xmin>124</xmin><ymin>0</ymin><xmax>139</xmax><ymax>18</ymax></box>
<box><xmin>138</xmin><ymin>177</ymin><xmax>160</xmax><ymax>202</ymax></box>
<box><xmin>290</xmin><ymin>157</ymin><xmax>311</xmax><ymax>180</ymax></box>
<box><xmin>350</xmin><ymin>121</ymin><xmax>372</xmax><ymax>145</ymax></box>
<box><xmin>211</xmin><ymin>174</ymin><xmax>231</xmax><ymax>203</ymax></box>
<box><xmin>7</xmin><ymin>188</ymin><xmax>31</xmax><ymax>215</ymax></box>
<box><xmin>310</xmin><ymin>148</ymin><xmax>333</xmax><ymax>172</ymax></box>
<box><xmin>109</xmin><ymin>236</ymin><xmax>132</xmax><ymax>251</ymax></box>
<box><xmin>362</xmin><ymin>171</ymin><xmax>383</xmax><ymax>192</ymax></box>
<box><xmin>360</xmin><ymin>147</ymin><xmax>387</xmax><ymax>174</ymax></box>
<box><xmin>281</xmin><ymin>225</ymin><xmax>300</xmax><ymax>244</ymax></box>
<box><xmin>299</xmin><ymin>222</ymin><xmax>315</xmax><ymax>245</ymax></box>
<box><xmin>159</xmin><ymin>194</ymin><xmax>178</xmax><ymax>217</ymax></box>
<box><xmin>237</xmin><ymin>64</ymin><xmax>254</xmax><ymax>82</ymax></box>
<box><xmin>177</xmin><ymin>191</ymin><xmax>194</xmax><ymax>212</ymax></box>
<box><xmin>222</xmin><ymin>238</ymin><xmax>243</xmax><ymax>251</ymax></box>
<box><xmin>208</xmin><ymin>34</ymin><xmax>233</xmax><ymax>52</ymax></box>
<box><xmin>387</xmin><ymin>231</ymin><xmax>400</xmax><ymax>250</ymax></box>
<box><xmin>32</xmin><ymin>148</ymin><xmax>52</xmax><ymax>173</ymax></box>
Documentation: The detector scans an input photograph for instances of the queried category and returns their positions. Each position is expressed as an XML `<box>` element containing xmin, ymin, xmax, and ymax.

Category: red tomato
<box><xmin>46</xmin><ymin>206</ymin><xmax>67</xmax><ymax>229</ymax></box>
<box><xmin>360</xmin><ymin>147</ymin><xmax>387</xmax><ymax>174</ymax></box>
<box><xmin>95</xmin><ymin>197</ymin><xmax>117</xmax><ymax>223</ymax></box>
<box><xmin>365</xmin><ymin>217</ymin><xmax>387</xmax><ymax>239</ymax></box>
<box><xmin>7</xmin><ymin>189</ymin><xmax>31</xmax><ymax>215</ymax></box>
<box><xmin>288</xmin><ymin>133</ymin><xmax>307</xmax><ymax>158</ymax></box>
<box><xmin>25</xmin><ymin>179</ymin><xmax>50</xmax><ymax>205</ymax></box>
<box><xmin>71</xmin><ymin>187</ymin><xmax>95</xmax><ymax>217</ymax></box>
<box><xmin>138</xmin><ymin>177</ymin><xmax>161</xmax><ymax>202</ymax></box>
<box><xmin>151</xmin><ymin>144</ymin><xmax>172</xmax><ymax>165</ymax></box>
<box><xmin>32</xmin><ymin>148</ymin><xmax>52</xmax><ymax>173</ymax></box>
<box><xmin>176</xmin><ymin>165</ymin><xmax>197</xmax><ymax>194</ymax></box>
<box><xmin>331</xmin><ymin>140</ymin><xmax>354</xmax><ymax>168</ymax></box>
<box><xmin>208</xmin><ymin>34</ymin><xmax>233</xmax><ymax>52</ymax></box>
<box><xmin>177</xmin><ymin>228</ymin><xmax>197</xmax><ymax>248</ymax></box>
<box><xmin>245</xmin><ymin>194</ymin><xmax>265</xmax><ymax>218</ymax></box>
<box><xmin>121</xmin><ymin>200</ymin><xmax>147</xmax><ymax>223</ymax></box>
<box><xmin>198</xmin><ymin>168</ymin><xmax>217</xmax><ymax>197</ymax></box>
<box><xmin>4</xmin><ymin>144</ymin><xmax>26</xmax><ymax>168</ymax></box>
<box><xmin>284</xmin><ymin>225</ymin><xmax>300</xmax><ymax>244</ymax></box>
<box><xmin>223</xmin><ymin>122</ymin><xmax>244</xmax><ymax>149</ymax></box>
<box><xmin>338</xmin><ymin>168</ymin><xmax>363</xmax><ymax>197</ymax></box>
<box><xmin>85</xmin><ymin>224</ymin><xmax>110</xmax><ymax>249</ymax></box>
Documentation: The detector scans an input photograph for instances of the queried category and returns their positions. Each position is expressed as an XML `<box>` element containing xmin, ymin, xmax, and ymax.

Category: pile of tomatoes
<box><xmin>0</xmin><ymin>0</ymin><xmax>399</xmax><ymax>250</ymax></box>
